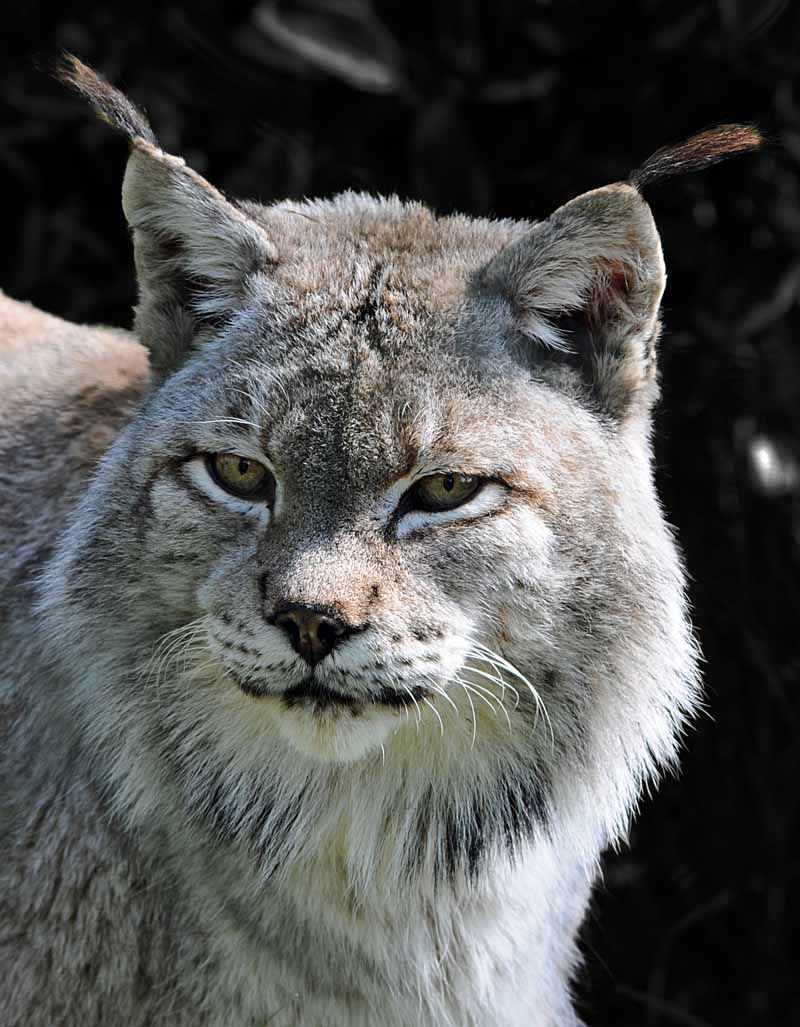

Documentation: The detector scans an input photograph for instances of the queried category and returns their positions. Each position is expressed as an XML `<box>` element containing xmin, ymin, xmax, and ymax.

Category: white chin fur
<box><xmin>268</xmin><ymin>699</ymin><xmax>399</xmax><ymax>764</ymax></box>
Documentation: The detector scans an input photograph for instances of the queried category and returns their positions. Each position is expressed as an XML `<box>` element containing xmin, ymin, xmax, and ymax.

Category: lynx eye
<box><xmin>205</xmin><ymin>452</ymin><xmax>275</xmax><ymax>503</ymax></box>
<box><xmin>410</xmin><ymin>473</ymin><xmax>481</xmax><ymax>512</ymax></box>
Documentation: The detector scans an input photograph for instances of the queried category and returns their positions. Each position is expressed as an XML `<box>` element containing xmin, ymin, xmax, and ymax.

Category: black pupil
<box><xmin>443</xmin><ymin>475</ymin><xmax>454</xmax><ymax>492</ymax></box>
<box><xmin>238</xmin><ymin>458</ymin><xmax>250</xmax><ymax>476</ymax></box>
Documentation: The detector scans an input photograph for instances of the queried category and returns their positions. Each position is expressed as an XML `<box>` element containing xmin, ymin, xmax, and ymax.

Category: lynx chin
<box><xmin>0</xmin><ymin>57</ymin><xmax>759</xmax><ymax>1027</ymax></box>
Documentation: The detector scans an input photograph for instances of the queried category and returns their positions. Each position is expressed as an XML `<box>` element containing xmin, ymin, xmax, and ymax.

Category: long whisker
<box><xmin>462</xmin><ymin>674</ymin><xmax>512</xmax><ymax>733</ymax></box>
<box><xmin>381</xmin><ymin>672</ymin><xmax>411</xmax><ymax>722</ymax></box>
<box><xmin>155</xmin><ymin>643</ymin><xmax>209</xmax><ymax>700</ymax></box>
<box><xmin>227</xmin><ymin>374</ymin><xmax>290</xmax><ymax>418</ymax></box>
<box><xmin>142</xmin><ymin>619</ymin><xmax>205</xmax><ymax>678</ymax></box>
<box><xmin>154</xmin><ymin>631</ymin><xmax>205</xmax><ymax>674</ymax></box>
<box><xmin>469</xmin><ymin>650</ymin><xmax>507</xmax><ymax>705</ymax></box>
<box><xmin>429</xmin><ymin>681</ymin><xmax>460</xmax><ymax>717</ymax></box>
<box><xmin>467</xmin><ymin>649</ymin><xmax>521</xmax><ymax>710</ymax></box>
<box><xmin>230</xmin><ymin>385</ymin><xmax>273</xmax><ymax>419</ymax></box>
<box><xmin>473</xmin><ymin>642</ymin><xmax>555</xmax><ymax>749</ymax></box>
<box><xmin>177</xmin><ymin>417</ymin><xmax>262</xmax><ymax>431</ymax></box>
<box><xmin>144</xmin><ymin>627</ymin><xmax>204</xmax><ymax>690</ymax></box>
<box><xmin>463</xmin><ymin>663</ymin><xmax>521</xmax><ymax>713</ymax></box>
<box><xmin>460</xmin><ymin>677</ymin><xmax>501</xmax><ymax>714</ymax></box>
<box><xmin>141</xmin><ymin>619</ymin><xmax>208</xmax><ymax>700</ymax></box>
<box><xmin>399</xmin><ymin>683</ymin><xmax>422</xmax><ymax>729</ymax></box>
<box><xmin>147</xmin><ymin>618</ymin><xmax>206</xmax><ymax>655</ymax></box>
<box><xmin>422</xmin><ymin>696</ymin><xmax>444</xmax><ymax>737</ymax></box>
<box><xmin>179</xmin><ymin>659</ymin><xmax>225</xmax><ymax>694</ymax></box>
<box><xmin>456</xmin><ymin>680</ymin><xmax>478</xmax><ymax>749</ymax></box>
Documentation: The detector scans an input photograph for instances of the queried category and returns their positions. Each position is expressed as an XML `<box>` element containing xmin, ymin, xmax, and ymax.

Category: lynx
<box><xmin>0</xmin><ymin>58</ymin><xmax>759</xmax><ymax>1026</ymax></box>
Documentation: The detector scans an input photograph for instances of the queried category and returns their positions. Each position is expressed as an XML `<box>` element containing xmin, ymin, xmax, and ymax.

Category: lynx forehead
<box><xmin>0</xmin><ymin>56</ymin><xmax>759</xmax><ymax>1027</ymax></box>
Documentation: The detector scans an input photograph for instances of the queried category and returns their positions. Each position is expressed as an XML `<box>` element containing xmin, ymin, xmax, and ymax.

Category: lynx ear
<box><xmin>480</xmin><ymin>183</ymin><xmax>665</xmax><ymax>423</ymax></box>
<box><xmin>121</xmin><ymin>146</ymin><xmax>276</xmax><ymax>371</ymax></box>
<box><xmin>56</xmin><ymin>55</ymin><xmax>276</xmax><ymax>373</ymax></box>
<box><xmin>480</xmin><ymin>124</ymin><xmax>762</xmax><ymax>423</ymax></box>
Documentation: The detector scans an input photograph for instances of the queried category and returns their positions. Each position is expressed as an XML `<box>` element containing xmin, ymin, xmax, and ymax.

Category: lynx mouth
<box><xmin>281</xmin><ymin>678</ymin><xmax>364</xmax><ymax>712</ymax></box>
<box><xmin>283</xmin><ymin>678</ymin><xmax>430</xmax><ymax>712</ymax></box>
<box><xmin>231</xmin><ymin>670</ymin><xmax>428</xmax><ymax>712</ymax></box>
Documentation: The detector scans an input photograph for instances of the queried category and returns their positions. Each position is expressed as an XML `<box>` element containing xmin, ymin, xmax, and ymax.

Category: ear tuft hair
<box><xmin>54</xmin><ymin>53</ymin><xmax>158</xmax><ymax>147</ymax></box>
<box><xmin>630</xmin><ymin>124</ymin><xmax>762</xmax><ymax>189</ymax></box>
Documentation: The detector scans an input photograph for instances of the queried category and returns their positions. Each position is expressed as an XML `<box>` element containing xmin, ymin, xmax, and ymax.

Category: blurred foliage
<box><xmin>2</xmin><ymin>1</ymin><xmax>799</xmax><ymax>1024</ymax></box>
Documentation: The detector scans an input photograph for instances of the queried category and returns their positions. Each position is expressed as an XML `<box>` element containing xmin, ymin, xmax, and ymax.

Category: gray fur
<box><xmin>1</xmin><ymin>67</ymin><xmax>705</xmax><ymax>1027</ymax></box>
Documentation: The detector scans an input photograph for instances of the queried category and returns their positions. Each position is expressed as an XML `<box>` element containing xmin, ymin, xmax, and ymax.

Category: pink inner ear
<box><xmin>586</xmin><ymin>257</ymin><xmax>644</xmax><ymax>329</ymax></box>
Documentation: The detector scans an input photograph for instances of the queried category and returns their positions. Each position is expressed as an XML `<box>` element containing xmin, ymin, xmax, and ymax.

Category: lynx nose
<box><xmin>271</xmin><ymin>604</ymin><xmax>349</xmax><ymax>665</ymax></box>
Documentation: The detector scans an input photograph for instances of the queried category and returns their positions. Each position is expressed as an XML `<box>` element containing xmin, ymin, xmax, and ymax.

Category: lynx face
<box><xmin>120</xmin><ymin>302</ymin><xmax>572</xmax><ymax>765</ymax></box>
<box><xmin>39</xmin><ymin>66</ymin><xmax>702</xmax><ymax>883</ymax></box>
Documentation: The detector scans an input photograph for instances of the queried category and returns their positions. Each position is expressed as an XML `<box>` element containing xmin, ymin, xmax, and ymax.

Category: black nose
<box><xmin>270</xmin><ymin>604</ymin><xmax>350</xmax><ymax>665</ymax></box>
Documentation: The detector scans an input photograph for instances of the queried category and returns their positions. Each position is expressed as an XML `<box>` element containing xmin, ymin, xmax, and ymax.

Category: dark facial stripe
<box><xmin>433</xmin><ymin>771</ymin><xmax>551</xmax><ymax>884</ymax></box>
<box><xmin>149</xmin><ymin>681</ymin><xmax>552</xmax><ymax>890</ymax></box>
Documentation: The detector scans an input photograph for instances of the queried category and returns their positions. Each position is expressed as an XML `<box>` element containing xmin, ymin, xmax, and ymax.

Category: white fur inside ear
<box><xmin>519</xmin><ymin>313</ymin><xmax>576</xmax><ymax>353</ymax></box>
<box><xmin>120</xmin><ymin>142</ymin><xmax>277</xmax><ymax>365</ymax></box>
<box><xmin>481</xmin><ymin>183</ymin><xmax>666</xmax><ymax>420</ymax></box>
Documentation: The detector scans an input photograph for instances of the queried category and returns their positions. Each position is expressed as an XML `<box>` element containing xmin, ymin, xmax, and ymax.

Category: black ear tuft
<box><xmin>54</xmin><ymin>53</ymin><xmax>158</xmax><ymax>147</ymax></box>
<box><xmin>630</xmin><ymin>124</ymin><xmax>762</xmax><ymax>189</ymax></box>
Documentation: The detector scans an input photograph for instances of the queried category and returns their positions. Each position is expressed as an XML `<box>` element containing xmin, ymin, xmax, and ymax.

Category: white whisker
<box><xmin>457</xmin><ymin>680</ymin><xmax>478</xmax><ymax>749</ymax></box>
<box><xmin>464</xmin><ymin>663</ymin><xmax>521</xmax><ymax>712</ymax></box>
<box><xmin>458</xmin><ymin>680</ymin><xmax>508</xmax><ymax>739</ymax></box>
<box><xmin>472</xmin><ymin>642</ymin><xmax>555</xmax><ymax>749</ymax></box>
<box><xmin>422</xmin><ymin>696</ymin><xmax>444</xmax><ymax>737</ymax></box>
<box><xmin>462</xmin><ymin>675</ymin><xmax>512</xmax><ymax>732</ymax></box>
<box><xmin>141</xmin><ymin>618</ymin><xmax>209</xmax><ymax>701</ymax></box>
<box><xmin>178</xmin><ymin>417</ymin><xmax>262</xmax><ymax>432</ymax></box>
<box><xmin>142</xmin><ymin>619</ymin><xmax>205</xmax><ymax>675</ymax></box>
<box><xmin>468</xmin><ymin>648</ymin><xmax>521</xmax><ymax>709</ymax></box>
<box><xmin>429</xmin><ymin>681</ymin><xmax>460</xmax><ymax>716</ymax></box>
<box><xmin>143</xmin><ymin>624</ymin><xmax>204</xmax><ymax>688</ymax></box>
<box><xmin>399</xmin><ymin>683</ymin><xmax>422</xmax><ymax>728</ymax></box>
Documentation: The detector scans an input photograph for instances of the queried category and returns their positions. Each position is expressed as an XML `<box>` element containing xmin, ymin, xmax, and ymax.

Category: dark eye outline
<box><xmin>204</xmin><ymin>452</ymin><xmax>276</xmax><ymax>505</ymax></box>
<box><xmin>401</xmin><ymin>472</ymin><xmax>485</xmax><ymax>515</ymax></box>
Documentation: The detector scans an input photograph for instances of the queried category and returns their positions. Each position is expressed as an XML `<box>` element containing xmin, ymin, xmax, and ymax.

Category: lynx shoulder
<box><xmin>0</xmin><ymin>292</ymin><xmax>148</xmax><ymax>601</ymax></box>
<box><xmin>0</xmin><ymin>57</ymin><xmax>759</xmax><ymax>1027</ymax></box>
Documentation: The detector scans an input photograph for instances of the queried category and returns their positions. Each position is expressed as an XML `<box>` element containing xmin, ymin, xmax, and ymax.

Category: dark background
<box><xmin>2</xmin><ymin>2</ymin><xmax>798</xmax><ymax>1024</ymax></box>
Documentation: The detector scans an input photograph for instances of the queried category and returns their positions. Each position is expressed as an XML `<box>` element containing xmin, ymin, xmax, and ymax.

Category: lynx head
<box><xmin>42</xmin><ymin>59</ymin><xmax>757</xmax><ymax>885</ymax></box>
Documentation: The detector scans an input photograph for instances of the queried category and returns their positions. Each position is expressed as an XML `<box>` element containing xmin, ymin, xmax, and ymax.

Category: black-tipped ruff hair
<box><xmin>54</xmin><ymin>53</ymin><xmax>158</xmax><ymax>147</ymax></box>
<box><xmin>630</xmin><ymin>124</ymin><xmax>762</xmax><ymax>189</ymax></box>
